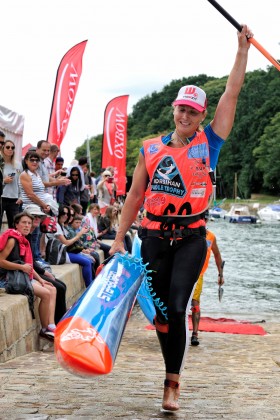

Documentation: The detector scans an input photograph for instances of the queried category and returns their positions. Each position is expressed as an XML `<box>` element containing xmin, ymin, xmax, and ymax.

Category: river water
<box><xmin>201</xmin><ymin>218</ymin><xmax>280</xmax><ymax>322</ymax></box>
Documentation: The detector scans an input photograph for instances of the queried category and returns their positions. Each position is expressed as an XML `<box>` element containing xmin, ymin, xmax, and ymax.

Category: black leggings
<box><xmin>41</xmin><ymin>275</ymin><xmax>67</xmax><ymax>324</ymax></box>
<box><xmin>141</xmin><ymin>234</ymin><xmax>207</xmax><ymax>374</ymax></box>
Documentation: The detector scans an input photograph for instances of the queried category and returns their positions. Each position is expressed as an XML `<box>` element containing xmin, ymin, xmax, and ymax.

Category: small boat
<box><xmin>257</xmin><ymin>204</ymin><xmax>280</xmax><ymax>222</ymax></box>
<box><xmin>209</xmin><ymin>206</ymin><xmax>227</xmax><ymax>219</ymax></box>
<box><xmin>224</xmin><ymin>204</ymin><xmax>257</xmax><ymax>224</ymax></box>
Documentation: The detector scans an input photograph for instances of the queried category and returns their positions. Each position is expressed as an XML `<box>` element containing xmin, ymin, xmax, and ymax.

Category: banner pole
<box><xmin>207</xmin><ymin>0</ymin><xmax>280</xmax><ymax>72</ymax></box>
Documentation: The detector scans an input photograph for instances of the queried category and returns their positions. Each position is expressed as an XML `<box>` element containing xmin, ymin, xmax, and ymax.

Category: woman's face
<box><xmin>26</xmin><ymin>156</ymin><xmax>40</xmax><ymax>172</ymax></box>
<box><xmin>3</xmin><ymin>141</ymin><xmax>15</xmax><ymax>158</ymax></box>
<box><xmin>90</xmin><ymin>206</ymin><xmax>100</xmax><ymax>217</ymax></box>
<box><xmin>32</xmin><ymin>215</ymin><xmax>43</xmax><ymax>229</ymax></box>
<box><xmin>59</xmin><ymin>207</ymin><xmax>69</xmax><ymax>223</ymax></box>
<box><xmin>15</xmin><ymin>216</ymin><xmax>33</xmax><ymax>236</ymax></box>
<box><xmin>68</xmin><ymin>209</ymin><xmax>75</xmax><ymax>224</ymax></box>
<box><xmin>71</xmin><ymin>170</ymin><xmax>79</xmax><ymax>181</ymax></box>
<box><xmin>173</xmin><ymin>105</ymin><xmax>204</xmax><ymax>137</ymax></box>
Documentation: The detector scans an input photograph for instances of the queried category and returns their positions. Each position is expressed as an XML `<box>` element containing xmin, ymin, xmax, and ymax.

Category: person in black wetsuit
<box><xmin>109</xmin><ymin>25</ymin><xmax>253</xmax><ymax>412</ymax></box>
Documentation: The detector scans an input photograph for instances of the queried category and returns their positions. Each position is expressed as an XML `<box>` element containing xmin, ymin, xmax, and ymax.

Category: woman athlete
<box><xmin>109</xmin><ymin>25</ymin><xmax>253</xmax><ymax>411</ymax></box>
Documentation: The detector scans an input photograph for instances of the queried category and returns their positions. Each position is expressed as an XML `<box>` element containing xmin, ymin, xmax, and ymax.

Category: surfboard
<box><xmin>55</xmin><ymin>253</ymin><xmax>147</xmax><ymax>376</ymax></box>
<box><xmin>132</xmin><ymin>234</ymin><xmax>156</xmax><ymax>325</ymax></box>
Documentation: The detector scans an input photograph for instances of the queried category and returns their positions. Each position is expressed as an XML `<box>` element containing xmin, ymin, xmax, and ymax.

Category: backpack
<box><xmin>45</xmin><ymin>237</ymin><xmax>67</xmax><ymax>265</ymax></box>
<box><xmin>5</xmin><ymin>261</ymin><xmax>35</xmax><ymax>319</ymax></box>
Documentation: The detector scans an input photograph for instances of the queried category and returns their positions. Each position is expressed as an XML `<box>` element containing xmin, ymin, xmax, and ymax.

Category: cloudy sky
<box><xmin>1</xmin><ymin>0</ymin><xmax>280</xmax><ymax>166</ymax></box>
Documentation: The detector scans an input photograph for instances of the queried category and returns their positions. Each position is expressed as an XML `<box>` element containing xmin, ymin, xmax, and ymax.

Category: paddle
<box><xmin>207</xmin><ymin>0</ymin><xmax>280</xmax><ymax>72</ymax></box>
<box><xmin>218</xmin><ymin>260</ymin><xmax>225</xmax><ymax>302</ymax></box>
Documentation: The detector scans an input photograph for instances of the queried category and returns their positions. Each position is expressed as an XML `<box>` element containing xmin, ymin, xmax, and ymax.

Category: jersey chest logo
<box><xmin>150</xmin><ymin>156</ymin><xmax>187</xmax><ymax>198</ymax></box>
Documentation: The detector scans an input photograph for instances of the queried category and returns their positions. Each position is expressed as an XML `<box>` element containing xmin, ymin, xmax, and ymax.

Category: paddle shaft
<box><xmin>207</xmin><ymin>0</ymin><xmax>280</xmax><ymax>72</ymax></box>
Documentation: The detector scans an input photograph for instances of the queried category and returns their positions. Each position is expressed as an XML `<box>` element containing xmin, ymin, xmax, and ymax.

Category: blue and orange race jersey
<box><xmin>142</xmin><ymin>131</ymin><xmax>213</xmax><ymax>230</ymax></box>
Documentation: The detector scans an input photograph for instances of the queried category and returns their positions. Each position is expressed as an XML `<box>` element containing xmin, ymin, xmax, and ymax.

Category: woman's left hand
<box><xmin>39</xmin><ymin>278</ymin><xmax>54</xmax><ymax>287</ymax></box>
<box><xmin>43</xmin><ymin>271</ymin><xmax>55</xmax><ymax>281</ymax></box>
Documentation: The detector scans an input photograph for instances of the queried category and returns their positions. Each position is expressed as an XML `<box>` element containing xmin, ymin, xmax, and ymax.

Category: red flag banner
<box><xmin>47</xmin><ymin>40</ymin><xmax>87</xmax><ymax>147</ymax></box>
<box><xmin>102</xmin><ymin>95</ymin><xmax>129</xmax><ymax>196</ymax></box>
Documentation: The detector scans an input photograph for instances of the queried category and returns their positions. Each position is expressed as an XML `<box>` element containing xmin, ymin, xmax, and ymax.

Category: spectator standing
<box><xmin>0</xmin><ymin>140</ymin><xmax>22</xmax><ymax>229</ymax></box>
<box><xmin>80</xmin><ymin>164</ymin><xmax>94</xmax><ymax>215</ymax></box>
<box><xmin>19</xmin><ymin>152</ymin><xmax>50</xmax><ymax>212</ymax></box>
<box><xmin>55</xmin><ymin>156</ymin><xmax>64</xmax><ymax>172</ymax></box>
<box><xmin>44</xmin><ymin>144</ymin><xmax>60</xmax><ymax>197</ymax></box>
<box><xmin>19</xmin><ymin>151</ymin><xmax>51</xmax><ymax>266</ymax></box>
<box><xmin>36</xmin><ymin>140</ymin><xmax>71</xmax><ymax>193</ymax></box>
<box><xmin>66</xmin><ymin>156</ymin><xmax>88</xmax><ymax>191</ymax></box>
<box><xmin>97</xmin><ymin>170</ymin><xmax>117</xmax><ymax>215</ymax></box>
<box><xmin>94</xmin><ymin>168</ymin><xmax>105</xmax><ymax>187</ymax></box>
<box><xmin>57</xmin><ymin>167</ymin><xmax>82</xmax><ymax>206</ymax></box>
<box><xmin>89</xmin><ymin>171</ymin><xmax>98</xmax><ymax>203</ymax></box>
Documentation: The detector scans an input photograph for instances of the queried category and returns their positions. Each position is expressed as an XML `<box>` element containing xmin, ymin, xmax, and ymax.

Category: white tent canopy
<box><xmin>0</xmin><ymin>104</ymin><xmax>24</xmax><ymax>163</ymax></box>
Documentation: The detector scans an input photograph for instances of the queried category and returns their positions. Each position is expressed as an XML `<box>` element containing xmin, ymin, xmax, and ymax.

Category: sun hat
<box><xmin>24</xmin><ymin>204</ymin><xmax>46</xmax><ymax>217</ymax></box>
<box><xmin>173</xmin><ymin>85</ymin><xmax>207</xmax><ymax>112</ymax></box>
<box><xmin>103</xmin><ymin>170</ymin><xmax>112</xmax><ymax>177</ymax></box>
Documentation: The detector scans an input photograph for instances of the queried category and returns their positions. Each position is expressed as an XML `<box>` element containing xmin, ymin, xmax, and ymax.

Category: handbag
<box><xmin>45</xmin><ymin>237</ymin><xmax>67</xmax><ymax>265</ymax></box>
<box><xmin>66</xmin><ymin>242</ymin><xmax>84</xmax><ymax>254</ymax></box>
<box><xmin>5</xmin><ymin>262</ymin><xmax>35</xmax><ymax>319</ymax></box>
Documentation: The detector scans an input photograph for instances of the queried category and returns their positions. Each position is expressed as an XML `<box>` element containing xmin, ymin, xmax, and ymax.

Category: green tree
<box><xmin>254</xmin><ymin>111</ymin><xmax>280</xmax><ymax>192</ymax></box>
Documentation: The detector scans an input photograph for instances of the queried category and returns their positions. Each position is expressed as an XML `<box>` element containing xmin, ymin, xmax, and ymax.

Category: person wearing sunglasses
<box><xmin>0</xmin><ymin>140</ymin><xmax>23</xmax><ymax>230</ymax></box>
<box><xmin>56</xmin><ymin>167</ymin><xmax>82</xmax><ymax>207</ymax></box>
<box><xmin>19</xmin><ymin>152</ymin><xmax>52</xmax><ymax>266</ymax></box>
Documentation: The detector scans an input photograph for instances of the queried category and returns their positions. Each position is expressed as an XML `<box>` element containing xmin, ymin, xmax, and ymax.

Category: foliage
<box><xmin>75</xmin><ymin>66</ymin><xmax>280</xmax><ymax>197</ymax></box>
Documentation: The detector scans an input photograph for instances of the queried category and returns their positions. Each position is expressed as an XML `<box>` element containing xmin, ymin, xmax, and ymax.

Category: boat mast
<box><xmin>234</xmin><ymin>173</ymin><xmax>238</xmax><ymax>202</ymax></box>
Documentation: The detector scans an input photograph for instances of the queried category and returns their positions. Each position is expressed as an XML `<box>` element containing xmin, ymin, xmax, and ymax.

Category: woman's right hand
<box><xmin>80</xmin><ymin>227</ymin><xmax>89</xmax><ymax>235</ymax></box>
<box><xmin>109</xmin><ymin>239</ymin><xmax>126</xmax><ymax>256</ymax></box>
<box><xmin>3</xmin><ymin>176</ymin><xmax>13</xmax><ymax>184</ymax></box>
<box><xmin>21</xmin><ymin>263</ymin><xmax>33</xmax><ymax>275</ymax></box>
<box><xmin>42</xmin><ymin>205</ymin><xmax>51</xmax><ymax>213</ymax></box>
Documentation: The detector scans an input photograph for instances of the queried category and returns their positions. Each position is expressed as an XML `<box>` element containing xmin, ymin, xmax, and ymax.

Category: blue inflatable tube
<box><xmin>55</xmin><ymin>253</ymin><xmax>147</xmax><ymax>376</ymax></box>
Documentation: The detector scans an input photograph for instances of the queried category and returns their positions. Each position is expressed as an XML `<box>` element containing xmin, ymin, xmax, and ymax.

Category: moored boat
<box><xmin>224</xmin><ymin>204</ymin><xmax>257</xmax><ymax>224</ymax></box>
<box><xmin>257</xmin><ymin>204</ymin><xmax>280</xmax><ymax>222</ymax></box>
<box><xmin>209</xmin><ymin>206</ymin><xmax>227</xmax><ymax>219</ymax></box>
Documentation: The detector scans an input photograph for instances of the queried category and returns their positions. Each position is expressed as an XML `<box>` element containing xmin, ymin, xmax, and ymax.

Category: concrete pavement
<box><xmin>0</xmin><ymin>306</ymin><xmax>280</xmax><ymax>420</ymax></box>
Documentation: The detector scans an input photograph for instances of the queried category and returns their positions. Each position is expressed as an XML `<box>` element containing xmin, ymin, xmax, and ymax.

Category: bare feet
<box><xmin>162</xmin><ymin>380</ymin><xmax>180</xmax><ymax>411</ymax></box>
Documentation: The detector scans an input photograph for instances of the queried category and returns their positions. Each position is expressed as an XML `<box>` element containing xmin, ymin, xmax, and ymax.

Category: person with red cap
<box><xmin>109</xmin><ymin>25</ymin><xmax>253</xmax><ymax>411</ymax></box>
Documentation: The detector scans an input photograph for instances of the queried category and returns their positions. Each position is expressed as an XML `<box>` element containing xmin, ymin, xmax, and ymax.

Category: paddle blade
<box><xmin>218</xmin><ymin>286</ymin><xmax>224</xmax><ymax>302</ymax></box>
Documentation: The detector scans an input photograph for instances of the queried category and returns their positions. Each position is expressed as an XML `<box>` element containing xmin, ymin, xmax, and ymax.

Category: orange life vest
<box><xmin>142</xmin><ymin>133</ymin><xmax>213</xmax><ymax>230</ymax></box>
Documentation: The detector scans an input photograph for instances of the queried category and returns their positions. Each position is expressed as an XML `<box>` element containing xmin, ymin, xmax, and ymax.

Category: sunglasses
<box><xmin>71</xmin><ymin>174</ymin><xmax>79</xmax><ymax>177</ymax></box>
<box><xmin>29</xmin><ymin>158</ymin><xmax>39</xmax><ymax>163</ymax></box>
<box><xmin>5</xmin><ymin>145</ymin><xmax>15</xmax><ymax>150</ymax></box>
<box><xmin>62</xmin><ymin>211</ymin><xmax>69</xmax><ymax>215</ymax></box>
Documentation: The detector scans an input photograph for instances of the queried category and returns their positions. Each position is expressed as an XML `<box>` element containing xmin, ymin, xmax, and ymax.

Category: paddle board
<box><xmin>55</xmin><ymin>253</ymin><xmax>147</xmax><ymax>376</ymax></box>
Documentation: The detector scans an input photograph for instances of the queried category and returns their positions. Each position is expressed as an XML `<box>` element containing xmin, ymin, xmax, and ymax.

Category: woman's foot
<box><xmin>39</xmin><ymin>328</ymin><xmax>54</xmax><ymax>342</ymax></box>
<box><xmin>162</xmin><ymin>379</ymin><xmax>180</xmax><ymax>411</ymax></box>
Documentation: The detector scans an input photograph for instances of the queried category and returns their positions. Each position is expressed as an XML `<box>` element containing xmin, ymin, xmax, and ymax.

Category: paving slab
<box><xmin>0</xmin><ymin>306</ymin><xmax>279</xmax><ymax>420</ymax></box>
